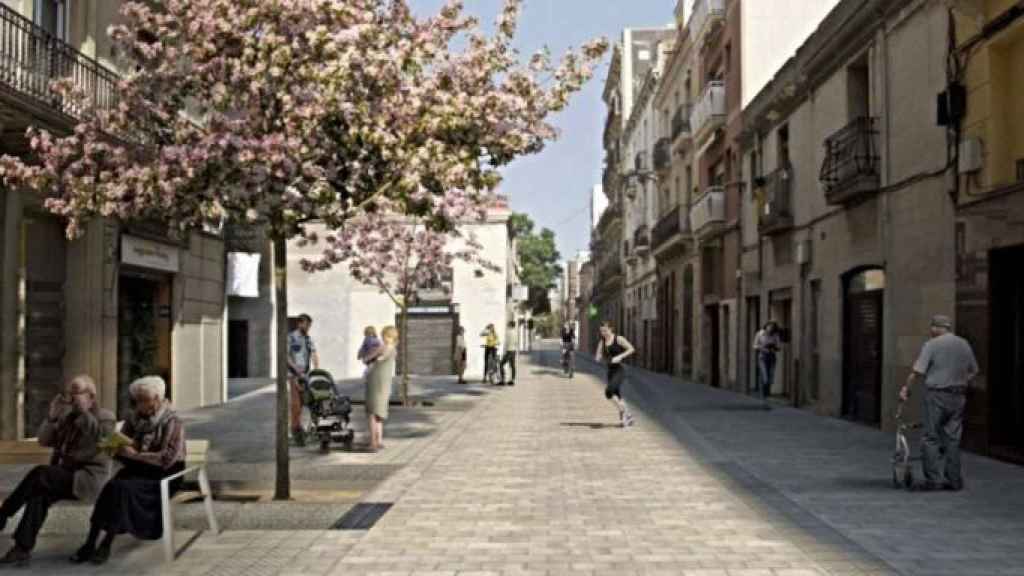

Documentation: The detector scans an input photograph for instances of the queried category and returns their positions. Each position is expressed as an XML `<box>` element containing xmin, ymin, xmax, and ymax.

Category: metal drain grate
<box><xmin>331</xmin><ymin>502</ymin><xmax>393</xmax><ymax>530</ymax></box>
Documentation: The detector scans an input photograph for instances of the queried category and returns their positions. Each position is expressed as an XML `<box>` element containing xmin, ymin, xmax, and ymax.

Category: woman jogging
<box><xmin>594</xmin><ymin>321</ymin><xmax>636</xmax><ymax>427</ymax></box>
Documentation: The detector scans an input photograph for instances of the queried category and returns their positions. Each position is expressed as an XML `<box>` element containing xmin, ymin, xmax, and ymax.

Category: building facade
<box><xmin>596</xmin><ymin>28</ymin><xmax>674</xmax><ymax>344</ymax></box>
<box><xmin>739</xmin><ymin>0</ymin><xmax>955</xmax><ymax>431</ymax></box>
<box><xmin>951</xmin><ymin>0</ymin><xmax>1024</xmax><ymax>462</ymax></box>
<box><xmin>285</xmin><ymin>203</ymin><xmax>515</xmax><ymax>381</ymax></box>
<box><xmin>1</xmin><ymin>0</ymin><xmax>228</xmax><ymax>440</ymax></box>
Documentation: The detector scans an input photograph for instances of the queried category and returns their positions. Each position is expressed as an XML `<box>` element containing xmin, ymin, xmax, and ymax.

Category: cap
<box><xmin>930</xmin><ymin>315</ymin><xmax>953</xmax><ymax>329</ymax></box>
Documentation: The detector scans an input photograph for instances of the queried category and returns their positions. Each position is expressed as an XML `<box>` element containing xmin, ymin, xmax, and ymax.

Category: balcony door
<box><xmin>34</xmin><ymin>0</ymin><xmax>68</xmax><ymax>40</ymax></box>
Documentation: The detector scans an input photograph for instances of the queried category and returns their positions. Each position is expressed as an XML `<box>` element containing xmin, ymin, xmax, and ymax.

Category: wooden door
<box><xmin>399</xmin><ymin>312</ymin><xmax>455</xmax><ymax>376</ymax></box>
<box><xmin>990</xmin><ymin>245</ymin><xmax>1024</xmax><ymax>461</ymax></box>
<box><xmin>844</xmin><ymin>290</ymin><xmax>883</xmax><ymax>425</ymax></box>
<box><xmin>23</xmin><ymin>215</ymin><xmax>66</xmax><ymax>436</ymax></box>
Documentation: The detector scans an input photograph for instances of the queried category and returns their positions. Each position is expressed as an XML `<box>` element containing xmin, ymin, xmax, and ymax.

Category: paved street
<box><xmin>2</xmin><ymin>344</ymin><xmax>1024</xmax><ymax>575</ymax></box>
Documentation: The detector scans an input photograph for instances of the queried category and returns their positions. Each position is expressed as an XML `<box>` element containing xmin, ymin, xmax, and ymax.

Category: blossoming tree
<box><xmin>302</xmin><ymin>207</ymin><xmax>496</xmax><ymax>406</ymax></box>
<box><xmin>0</xmin><ymin>0</ymin><xmax>606</xmax><ymax>499</ymax></box>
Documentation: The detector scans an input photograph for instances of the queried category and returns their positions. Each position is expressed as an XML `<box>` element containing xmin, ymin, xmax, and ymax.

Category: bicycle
<box><xmin>560</xmin><ymin>345</ymin><xmax>575</xmax><ymax>378</ymax></box>
<box><xmin>481</xmin><ymin>346</ymin><xmax>500</xmax><ymax>385</ymax></box>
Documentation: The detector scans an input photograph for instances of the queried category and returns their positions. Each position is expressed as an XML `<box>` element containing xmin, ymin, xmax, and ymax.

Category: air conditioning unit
<box><xmin>796</xmin><ymin>240</ymin><xmax>812</xmax><ymax>265</ymax></box>
<box><xmin>958</xmin><ymin>138</ymin><xmax>983</xmax><ymax>174</ymax></box>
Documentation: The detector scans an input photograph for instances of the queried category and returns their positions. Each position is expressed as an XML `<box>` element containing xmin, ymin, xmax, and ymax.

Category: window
<box><xmin>847</xmin><ymin>55</ymin><xmax>870</xmax><ymax>120</ymax></box>
<box><xmin>34</xmin><ymin>0</ymin><xmax>68</xmax><ymax>40</ymax></box>
<box><xmin>778</xmin><ymin>124</ymin><xmax>790</xmax><ymax>168</ymax></box>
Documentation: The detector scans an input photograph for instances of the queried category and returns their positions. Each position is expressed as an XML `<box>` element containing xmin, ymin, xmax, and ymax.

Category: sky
<box><xmin>408</xmin><ymin>0</ymin><xmax>676</xmax><ymax>262</ymax></box>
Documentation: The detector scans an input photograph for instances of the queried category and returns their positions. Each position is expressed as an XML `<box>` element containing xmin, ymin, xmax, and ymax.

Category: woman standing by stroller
<box><xmin>363</xmin><ymin>326</ymin><xmax>399</xmax><ymax>452</ymax></box>
<box><xmin>594</xmin><ymin>321</ymin><xmax>636</xmax><ymax>428</ymax></box>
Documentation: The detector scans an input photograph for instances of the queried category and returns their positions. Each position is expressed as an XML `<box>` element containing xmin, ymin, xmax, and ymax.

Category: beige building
<box><xmin>738</xmin><ymin>0</ymin><xmax>955</xmax><ymax>429</ymax></box>
<box><xmin>622</xmin><ymin>41</ymin><xmax>671</xmax><ymax>370</ymax></box>
<box><xmin>1</xmin><ymin>1</ymin><xmax>227</xmax><ymax>439</ymax></box>
<box><xmin>949</xmin><ymin>0</ymin><xmax>1024</xmax><ymax>461</ymax></box>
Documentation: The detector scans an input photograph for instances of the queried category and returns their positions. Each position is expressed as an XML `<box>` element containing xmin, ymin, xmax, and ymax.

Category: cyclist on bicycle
<box><xmin>560</xmin><ymin>322</ymin><xmax>576</xmax><ymax>356</ymax></box>
<box><xmin>480</xmin><ymin>324</ymin><xmax>500</xmax><ymax>384</ymax></box>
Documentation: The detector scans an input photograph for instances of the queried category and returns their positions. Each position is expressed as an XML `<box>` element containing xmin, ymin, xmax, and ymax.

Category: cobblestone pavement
<box><xmin>4</xmin><ymin>345</ymin><xmax>1024</xmax><ymax>575</ymax></box>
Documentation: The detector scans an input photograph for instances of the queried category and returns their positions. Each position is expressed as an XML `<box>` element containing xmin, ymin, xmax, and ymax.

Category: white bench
<box><xmin>0</xmin><ymin>438</ymin><xmax>219</xmax><ymax>562</ymax></box>
<box><xmin>158</xmin><ymin>439</ymin><xmax>219</xmax><ymax>562</ymax></box>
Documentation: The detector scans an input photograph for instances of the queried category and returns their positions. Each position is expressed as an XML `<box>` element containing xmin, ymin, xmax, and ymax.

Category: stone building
<box><xmin>596</xmin><ymin>27</ymin><xmax>674</xmax><ymax>342</ymax></box>
<box><xmin>622</xmin><ymin>44</ymin><xmax>669</xmax><ymax>370</ymax></box>
<box><xmin>0</xmin><ymin>1</ymin><xmax>227</xmax><ymax>439</ymax></box>
<box><xmin>738</xmin><ymin>0</ymin><xmax>955</xmax><ymax>430</ymax></box>
<box><xmin>950</xmin><ymin>0</ymin><xmax>1024</xmax><ymax>462</ymax></box>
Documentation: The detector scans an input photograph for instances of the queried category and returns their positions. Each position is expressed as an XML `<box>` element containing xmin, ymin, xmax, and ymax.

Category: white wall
<box><xmin>287</xmin><ymin>215</ymin><xmax>510</xmax><ymax>380</ymax></box>
<box><xmin>741</xmin><ymin>0</ymin><xmax>842</xmax><ymax>108</ymax></box>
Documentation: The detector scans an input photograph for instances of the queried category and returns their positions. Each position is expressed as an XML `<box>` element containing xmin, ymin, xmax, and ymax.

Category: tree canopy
<box><xmin>510</xmin><ymin>212</ymin><xmax>561</xmax><ymax>314</ymax></box>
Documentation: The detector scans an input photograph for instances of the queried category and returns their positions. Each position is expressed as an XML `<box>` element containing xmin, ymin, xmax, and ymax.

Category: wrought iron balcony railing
<box><xmin>0</xmin><ymin>3</ymin><xmax>118</xmax><ymax>121</ymax></box>
<box><xmin>652</xmin><ymin>204</ymin><xmax>692</xmax><ymax>254</ymax></box>
<box><xmin>672</xmin><ymin>104</ymin><xmax>692</xmax><ymax>143</ymax></box>
<box><xmin>633</xmin><ymin>225</ymin><xmax>650</xmax><ymax>254</ymax></box>
<box><xmin>820</xmin><ymin>117</ymin><xmax>880</xmax><ymax>205</ymax></box>
<box><xmin>758</xmin><ymin>164</ymin><xmax>794</xmax><ymax>235</ymax></box>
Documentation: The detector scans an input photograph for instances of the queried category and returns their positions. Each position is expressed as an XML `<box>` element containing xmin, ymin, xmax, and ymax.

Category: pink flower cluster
<box><xmin>0</xmin><ymin>0</ymin><xmax>607</xmax><ymax>261</ymax></box>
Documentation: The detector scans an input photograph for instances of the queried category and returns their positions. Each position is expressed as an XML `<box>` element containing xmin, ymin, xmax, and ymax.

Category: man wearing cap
<box><xmin>900</xmin><ymin>315</ymin><xmax>978</xmax><ymax>491</ymax></box>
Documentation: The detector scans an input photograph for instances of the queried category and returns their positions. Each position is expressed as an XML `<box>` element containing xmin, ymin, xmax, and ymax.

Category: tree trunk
<box><xmin>273</xmin><ymin>235</ymin><xmax>291</xmax><ymax>500</ymax></box>
<box><xmin>400</xmin><ymin>303</ymin><xmax>410</xmax><ymax>406</ymax></box>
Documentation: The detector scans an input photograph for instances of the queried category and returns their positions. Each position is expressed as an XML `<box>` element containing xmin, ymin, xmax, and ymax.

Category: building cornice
<box><xmin>738</xmin><ymin>0</ymin><xmax>915</xmax><ymax>148</ymax></box>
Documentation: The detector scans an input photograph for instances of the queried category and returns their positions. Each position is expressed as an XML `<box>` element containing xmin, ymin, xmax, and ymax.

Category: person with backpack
<box><xmin>594</xmin><ymin>321</ymin><xmax>636</xmax><ymax>427</ymax></box>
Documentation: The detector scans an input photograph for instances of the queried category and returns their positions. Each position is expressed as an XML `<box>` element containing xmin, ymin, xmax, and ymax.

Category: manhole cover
<box><xmin>331</xmin><ymin>502</ymin><xmax>393</xmax><ymax>530</ymax></box>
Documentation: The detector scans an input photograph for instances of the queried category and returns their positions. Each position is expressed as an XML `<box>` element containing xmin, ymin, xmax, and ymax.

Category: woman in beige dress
<box><xmin>363</xmin><ymin>326</ymin><xmax>398</xmax><ymax>451</ymax></box>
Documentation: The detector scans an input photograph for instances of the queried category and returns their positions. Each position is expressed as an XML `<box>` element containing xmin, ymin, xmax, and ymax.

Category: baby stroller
<box><xmin>891</xmin><ymin>396</ymin><xmax>922</xmax><ymax>489</ymax></box>
<box><xmin>302</xmin><ymin>369</ymin><xmax>355</xmax><ymax>452</ymax></box>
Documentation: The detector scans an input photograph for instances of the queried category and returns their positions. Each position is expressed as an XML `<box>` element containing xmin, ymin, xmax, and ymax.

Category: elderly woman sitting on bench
<box><xmin>72</xmin><ymin>376</ymin><xmax>186</xmax><ymax>565</ymax></box>
<box><xmin>0</xmin><ymin>375</ymin><xmax>115</xmax><ymax>567</ymax></box>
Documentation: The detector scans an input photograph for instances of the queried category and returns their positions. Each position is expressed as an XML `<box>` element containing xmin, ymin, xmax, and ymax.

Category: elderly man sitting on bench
<box><xmin>0</xmin><ymin>375</ymin><xmax>115</xmax><ymax>567</ymax></box>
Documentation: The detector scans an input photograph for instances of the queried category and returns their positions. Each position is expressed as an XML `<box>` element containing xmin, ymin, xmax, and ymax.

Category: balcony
<box><xmin>690</xmin><ymin>81</ymin><xmax>726</xmax><ymax>144</ymax></box>
<box><xmin>672</xmin><ymin>104</ymin><xmax>692</xmax><ymax>146</ymax></box>
<box><xmin>757</xmin><ymin>164</ymin><xmax>794</xmax><ymax>235</ymax></box>
<box><xmin>652</xmin><ymin>204</ymin><xmax>692</xmax><ymax>257</ymax></box>
<box><xmin>653</xmin><ymin>138</ymin><xmax>671</xmax><ymax>173</ymax></box>
<box><xmin>633</xmin><ymin>225</ymin><xmax>651</xmax><ymax>256</ymax></box>
<box><xmin>820</xmin><ymin>117</ymin><xmax>880</xmax><ymax>205</ymax></box>
<box><xmin>689</xmin><ymin>186</ymin><xmax>726</xmax><ymax>238</ymax></box>
<box><xmin>598</xmin><ymin>256</ymin><xmax>623</xmax><ymax>286</ymax></box>
<box><xmin>0</xmin><ymin>3</ymin><xmax>118</xmax><ymax>128</ymax></box>
<box><xmin>688</xmin><ymin>0</ymin><xmax>726</xmax><ymax>48</ymax></box>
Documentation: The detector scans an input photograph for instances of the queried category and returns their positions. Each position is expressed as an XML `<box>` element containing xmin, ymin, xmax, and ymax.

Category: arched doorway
<box><xmin>842</xmin><ymin>267</ymin><xmax>885</xmax><ymax>425</ymax></box>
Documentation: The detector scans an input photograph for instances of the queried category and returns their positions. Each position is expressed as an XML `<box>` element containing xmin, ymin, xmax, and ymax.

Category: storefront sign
<box><xmin>121</xmin><ymin>234</ymin><xmax>180</xmax><ymax>273</ymax></box>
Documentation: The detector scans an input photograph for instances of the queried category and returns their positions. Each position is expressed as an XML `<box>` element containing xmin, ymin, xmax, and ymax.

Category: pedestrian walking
<box><xmin>454</xmin><ymin>326</ymin><xmax>468</xmax><ymax>384</ymax></box>
<box><xmin>900</xmin><ymin>315</ymin><xmax>978</xmax><ymax>492</ymax></box>
<box><xmin>500</xmin><ymin>321</ymin><xmax>519</xmax><ymax>386</ymax></box>
<box><xmin>71</xmin><ymin>376</ymin><xmax>186</xmax><ymax>565</ymax></box>
<box><xmin>0</xmin><ymin>375</ymin><xmax>115</xmax><ymax>567</ymax></box>
<box><xmin>288</xmin><ymin>313</ymin><xmax>320</xmax><ymax>446</ymax></box>
<box><xmin>480</xmin><ymin>324</ymin><xmax>500</xmax><ymax>384</ymax></box>
<box><xmin>594</xmin><ymin>321</ymin><xmax>636</xmax><ymax>428</ymax></box>
<box><xmin>752</xmin><ymin>321</ymin><xmax>782</xmax><ymax>408</ymax></box>
<box><xmin>363</xmin><ymin>326</ymin><xmax>399</xmax><ymax>452</ymax></box>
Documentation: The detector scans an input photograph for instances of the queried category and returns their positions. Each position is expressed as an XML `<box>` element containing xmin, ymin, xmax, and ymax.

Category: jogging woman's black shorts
<box><xmin>605</xmin><ymin>366</ymin><xmax>624</xmax><ymax>399</ymax></box>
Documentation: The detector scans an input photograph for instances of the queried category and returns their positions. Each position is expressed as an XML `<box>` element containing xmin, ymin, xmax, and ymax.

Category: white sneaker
<box><xmin>623</xmin><ymin>413</ymin><xmax>635</xmax><ymax>427</ymax></box>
